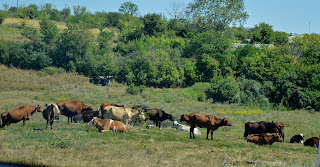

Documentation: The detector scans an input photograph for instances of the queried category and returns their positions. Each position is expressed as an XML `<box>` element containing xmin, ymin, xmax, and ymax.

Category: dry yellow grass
<box><xmin>2</xmin><ymin>18</ymin><xmax>67</xmax><ymax>30</ymax></box>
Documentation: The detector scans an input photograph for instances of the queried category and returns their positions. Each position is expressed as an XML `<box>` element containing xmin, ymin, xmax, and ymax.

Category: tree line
<box><xmin>0</xmin><ymin>1</ymin><xmax>320</xmax><ymax>111</ymax></box>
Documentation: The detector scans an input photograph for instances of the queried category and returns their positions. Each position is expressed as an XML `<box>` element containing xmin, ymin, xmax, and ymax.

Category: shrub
<box><xmin>127</xmin><ymin>84</ymin><xmax>146</xmax><ymax>95</ymax></box>
<box><xmin>0</xmin><ymin>11</ymin><xmax>5</xmax><ymax>25</ymax></box>
<box><xmin>205</xmin><ymin>75</ymin><xmax>239</xmax><ymax>103</ymax></box>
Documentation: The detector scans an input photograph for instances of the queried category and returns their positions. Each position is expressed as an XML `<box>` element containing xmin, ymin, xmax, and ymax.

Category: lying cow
<box><xmin>87</xmin><ymin>117</ymin><xmax>127</xmax><ymax>132</ymax></box>
<box><xmin>172</xmin><ymin>121</ymin><xmax>201</xmax><ymax>135</ymax></box>
<box><xmin>57</xmin><ymin>101</ymin><xmax>93</xmax><ymax>123</ymax></box>
<box><xmin>145</xmin><ymin>108</ymin><xmax>174</xmax><ymax>130</ymax></box>
<box><xmin>73</xmin><ymin>110</ymin><xmax>102</xmax><ymax>123</ymax></box>
<box><xmin>244</xmin><ymin>121</ymin><xmax>284</xmax><ymax>141</ymax></box>
<box><xmin>290</xmin><ymin>134</ymin><xmax>304</xmax><ymax>144</ymax></box>
<box><xmin>180</xmin><ymin>113</ymin><xmax>231</xmax><ymax>140</ymax></box>
<box><xmin>102</xmin><ymin>106</ymin><xmax>145</xmax><ymax>125</ymax></box>
<box><xmin>247</xmin><ymin>134</ymin><xmax>283</xmax><ymax>145</ymax></box>
<box><xmin>304</xmin><ymin>137</ymin><xmax>319</xmax><ymax>148</ymax></box>
<box><xmin>43</xmin><ymin>103</ymin><xmax>61</xmax><ymax>129</ymax></box>
<box><xmin>1</xmin><ymin>105</ymin><xmax>43</xmax><ymax>128</ymax></box>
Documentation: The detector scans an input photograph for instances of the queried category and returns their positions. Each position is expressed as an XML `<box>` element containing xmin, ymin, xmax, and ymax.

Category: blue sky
<box><xmin>1</xmin><ymin>0</ymin><xmax>319</xmax><ymax>34</ymax></box>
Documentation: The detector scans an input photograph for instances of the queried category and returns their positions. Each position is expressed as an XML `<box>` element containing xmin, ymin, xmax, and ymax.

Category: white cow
<box><xmin>172</xmin><ymin>121</ymin><xmax>201</xmax><ymax>135</ymax></box>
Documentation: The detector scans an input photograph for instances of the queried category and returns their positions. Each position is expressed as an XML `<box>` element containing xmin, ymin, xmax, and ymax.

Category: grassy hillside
<box><xmin>0</xmin><ymin>65</ymin><xmax>319</xmax><ymax>166</ymax></box>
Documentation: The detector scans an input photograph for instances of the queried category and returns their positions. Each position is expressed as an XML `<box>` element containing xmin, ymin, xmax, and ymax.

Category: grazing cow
<box><xmin>290</xmin><ymin>134</ymin><xmax>304</xmax><ymax>144</ymax></box>
<box><xmin>145</xmin><ymin>108</ymin><xmax>174</xmax><ymax>130</ymax></box>
<box><xmin>1</xmin><ymin>105</ymin><xmax>43</xmax><ymax>128</ymax></box>
<box><xmin>87</xmin><ymin>117</ymin><xmax>127</xmax><ymax>132</ymax></box>
<box><xmin>73</xmin><ymin>110</ymin><xmax>102</xmax><ymax>123</ymax></box>
<box><xmin>172</xmin><ymin>121</ymin><xmax>201</xmax><ymax>135</ymax></box>
<box><xmin>244</xmin><ymin>121</ymin><xmax>283</xmax><ymax>140</ymax></box>
<box><xmin>247</xmin><ymin>134</ymin><xmax>283</xmax><ymax>145</ymax></box>
<box><xmin>304</xmin><ymin>137</ymin><xmax>319</xmax><ymax>148</ymax></box>
<box><xmin>102</xmin><ymin>106</ymin><xmax>145</xmax><ymax>125</ymax></box>
<box><xmin>43</xmin><ymin>103</ymin><xmax>61</xmax><ymax>129</ymax></box>
<box><xmin>180</xmin><ymin>113</ymin><xmax>231</xmax><ymax>140</ymax></box>
<box><xmin>100</xmin><ymin>103</ymin><xmax>125</xmax><ymax>119</ymax></box>
<box><xmin>56</xmin><ymin>101</ymin><xmax>93</xmax><ymax>123</ymax></box>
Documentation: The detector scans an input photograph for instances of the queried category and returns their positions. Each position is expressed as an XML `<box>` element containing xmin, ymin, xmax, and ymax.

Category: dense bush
<box><xmin>205</xmin><ymin>75</ymin><xmax>240</xmax><ymax>103</ymax></box>
<box><xmin>127</xmin><ymin>84</ymin><xmax>146</xmax><ymax>95</ymax></box>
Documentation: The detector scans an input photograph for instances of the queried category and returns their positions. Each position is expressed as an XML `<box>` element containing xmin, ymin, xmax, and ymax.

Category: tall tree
<box><xmin>187</xmin><ymin>0</ymin><xmax>248</xmax><ymax>32</ymax></box>
<box><xmin>119</xmin><ymin>1</ymin><xmax>139</xmax><ymax>16</ymax></box>
<box><xmin>39</xmin><ymin>14</ymin><xmax>59</xmax><ymax>46</ymax></box>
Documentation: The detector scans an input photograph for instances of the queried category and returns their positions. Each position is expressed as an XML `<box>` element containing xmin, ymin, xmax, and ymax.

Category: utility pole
<box><xmin>309</xmin><ymin>21</ymin><xmax>311</xmax><ymax>34</ymax></box>
<box><xmin>16</xmin><ymin>0</ymin><xmax>18</xmax><ymax>14</ymax></box>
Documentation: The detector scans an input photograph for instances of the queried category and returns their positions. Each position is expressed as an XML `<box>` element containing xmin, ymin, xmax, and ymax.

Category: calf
<box><xmin>304</xmin><ymin>137</ymin><xmax>319</xmax><ymax>148</ymax></box>
<box><xmin>172</xmin><ymin>121</ymin><xmax>201</xmax><ymax>135</ymax></box>
<box><xmin>87</xmin><ymin>117</ymin><xmax>127</xmax><ymax>133</ymax></box>
<box><xmin>180</xmin><ymin>113</ymin><xmax>231</xmax><ymax>140</ymax></box>
<box><xmin>247</xmin><ymin>134</ymin><xmax>283</xmax><ymax>145</ymax></box>
<box><xmin>289</xmin><ymin>134</ymin><xmax>304</xmax><ymax>144</ymax></box>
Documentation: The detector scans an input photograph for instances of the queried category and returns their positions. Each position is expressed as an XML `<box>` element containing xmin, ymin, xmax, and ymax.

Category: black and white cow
<box><xmin>290</xmin><ymin>134</ymin><xmax>304</xmax><ymax>144</ymax></box>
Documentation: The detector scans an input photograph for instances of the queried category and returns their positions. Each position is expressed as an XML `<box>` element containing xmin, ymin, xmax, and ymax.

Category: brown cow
<box><xmin>180</xmin><ymin>113</ymin><xmax>232</xmax><ymax>140</ymax></box>
<box><xmin>73</xmin><ymin>110</ymin><xmax>102</xmax><ymax>123</ymax></box>
<box><xmin>304</xmin><ymin>137</ymin><xmax>319</xmax><ymax>148</ymax></box>
<box><xmin>87</xmin><ymin>117</ymin><xmax>127</xmax><ymax>132</ymax></box>
<box><xmin>56</xmin><ymin>101</ymin><xmax>93</xmax><ymax>123</ymax></box>
<box><xmin>247</xmin><ymin>134</ymin><xmax>283</xmax><ymax>145</ymax></box>
<box><xmin>244</xmin><ymin>121</ymin><xmax>284</xmax><ymax>141</ymax></box>
<box><xmin>1</xmin><ymin>105</ymin><xmax>43</xmax><ymax>128</ymax></box>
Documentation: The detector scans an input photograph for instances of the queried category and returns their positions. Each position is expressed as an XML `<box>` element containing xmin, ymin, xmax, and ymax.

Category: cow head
<box><xmin>36</xmin><ymin>104</ymin><xmax>43</xmax><ymax>113</ymax></box>
<box><xmin>138</xmin><ymin>111</ymin><xmax>146</xmax><ymax>121</ymax></box>
<box><xmin>180</xmin><ymin>114</ymin><xmax>189</xmax><ymax>122</ymax></box>
<box><xmin>220</xmin><ymin>118</ymin><xmax>232</xmax><ymax>126</ymax></box>
<box><xmin>273</xmin><ymin>134</ymin><xmax>283</xmax><ymax>142</ymax></box>
<box><xmin>87</xmin><ymin>117</ymin><xmax>98</xmax><ymax>127</ymax></box>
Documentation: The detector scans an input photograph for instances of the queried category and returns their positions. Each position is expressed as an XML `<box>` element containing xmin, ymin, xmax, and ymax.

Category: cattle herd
<box><xmin>0</xmin><ymin>101</ymin><xmax>319</xmax><ymax>148</ymax></box>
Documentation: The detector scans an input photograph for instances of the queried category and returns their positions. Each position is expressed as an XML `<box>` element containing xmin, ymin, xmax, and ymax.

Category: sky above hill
<box><xmin>1</xmin><ymin>0</ymin><xmax>319</xmax><ymax>34</ymax></box>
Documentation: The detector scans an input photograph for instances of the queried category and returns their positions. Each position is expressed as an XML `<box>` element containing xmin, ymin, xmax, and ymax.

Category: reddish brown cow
<box><xmin>304</xmin><ymin>137</ymin><xmax>319</xmax><ymax>148</ymax></box>
<box><xmin>1</xmin><ymin>105</ymin><xmax>43</xmax><ymax>128</ymax></box>
<box><xmin>56</xmin><ymin>101</ymin><xmax>93</xmax><ymax>123</ymax></box>
<box><xmin>180</xmin><ymin>113</ymin><xmax>232</xmax><ymax>140</ymax></box>
<box><xmin>247</xmin><ymin>134</ymin><xmax>283</xmax><ymax>145</ymax></box>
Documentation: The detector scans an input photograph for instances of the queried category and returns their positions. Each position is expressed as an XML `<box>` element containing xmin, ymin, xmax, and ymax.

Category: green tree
<box><xmin>142</xmin><ymin>13</ymin><xmax>167</xmax><ymax>37</ymax></box>
<box><xmin>184</xmin><ymin>60</ymin><xmax>198</xmax><ymax>86</ymax></box>
<box><xmin>119</xmin><ymin>1</ymin><xmax>139</xmax><ymax>16</ymax></box>
<box><xmin>196</xmin><ymin>53</ymin><xmax>220</xmax><ymax>82</ymax></box>
<box><xmin>274</xmin><ymin>31</ymin><xmax>288</xmax><ymax>46</ymax></box>
<box><xmin>0</xmin><ymin>11</ymin><xmax>6</xmax><ymax>25</ymax></box>
<box><xmin>251</xmin><ymin>22</ymin><xmax>274</xmax><ymax>44</ymax></box>
<box><xmin>40</xmin><ymin>14</ymin><xmax>59</xmax><ymax>46</ymax></box>
<box><xmin>157</xmin><ymin>57</ymin><xmax>181</xmax><ymax>87</ymax></box>
<box><xmin>187</xmin><ymin>0</ymin><xmax>248</xmax><ymax>31</ymax></box>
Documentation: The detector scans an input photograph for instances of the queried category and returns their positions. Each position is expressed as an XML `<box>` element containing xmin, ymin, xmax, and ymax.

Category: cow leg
<box><xmin>158</xmin><ymin>121</ymin><xmax>161</xmax><ymax>131</ymax></box>
<box><xmin>206</xmin><ymin>128</ymin><xmax>210</xmax><ymax>140</ymax></box>
<box><xmin>46</xmin><ymin>119</ymin><xmax>49</xmax><ymax>129</ymax></box>
<box><xmin>190</xmin><ymin>125</ymin><xmax>195</xmax><ymax>139</ymax></box>
<box><xmin>210</xmin><ymin>130</ymin><xmax>213</xmax><ymax>140</ymax></box>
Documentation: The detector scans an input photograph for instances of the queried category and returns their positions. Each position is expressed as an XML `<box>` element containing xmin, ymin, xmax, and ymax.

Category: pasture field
<box><xmin>0</xmin><ymin>65</ymin><xmax>319</xmax><ymax>167</ymax></box>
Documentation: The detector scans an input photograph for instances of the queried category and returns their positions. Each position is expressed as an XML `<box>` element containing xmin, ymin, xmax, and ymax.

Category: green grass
<box><xmin>0</xmin><ymin>64</ymin><xmax>319</xmax><ymax>167</ymax></box>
